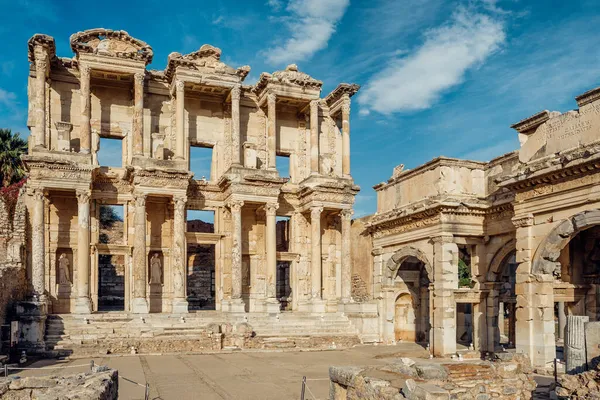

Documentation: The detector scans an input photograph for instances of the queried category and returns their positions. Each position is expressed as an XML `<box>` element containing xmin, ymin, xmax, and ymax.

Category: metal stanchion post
<box><xmin>4</xmin><ymin>364</ymin><xmax>7</xmax><ymax>378</ymax></box>
<box><xmin>145</xmin><ymin>383</ymin><xmax>150</xmax><ymax>400</ymax></box>
<box><xmin>90</xmin><ymin>360</ymin><xmax>95</xmax><ymax>372</ymax></box>
<box><xmin>300</xmin><ymin>376</ymin><xmax>306</xmax><ymax>400</ymax></box>
<box><xmin>554</xmin><ymin>358</ymin><xmax>558</xmax><ymax>383</ymax></box>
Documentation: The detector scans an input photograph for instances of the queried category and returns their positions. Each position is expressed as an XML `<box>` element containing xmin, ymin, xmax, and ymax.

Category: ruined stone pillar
<box><xmin>132</xmin><ymin>193</ymin><xmax>149</xmax><ymax>313</ymax></box>
<box><xmin>226</xmin><ymin>200</ymin><xmax>245</xmax><ymax>312</ymax></box>
<box><xmin>34</xmin><ymin>56</ymin><xmax>48</xmax><ymax>148</ymax></box>
<box><xmin>498</xmin><ymin>301</ymin><xmax>505</xmax><ymax>338</ymax></box>
<box><xmin>79</xmin><ymin>65</ymin><xmax>91</xmax><ymax>154</ymax></box>
<box><xmin>74</xmin><ymin>190</ymin><xmax>92</xmax><ymax>313</ymax></box>
<box><xmin>231</xmin><ymin>85</ymin><xmax>242</xmax><ymax>166</ymax></box>
<box><xmin>340</xmin><ymin>209</ymin><xmax>353</xmax><ymax>303</ymax></box>
<box><xmin>310</xmin><ymin>206</ymin><xmax>323</xmax><ymax>302</ymax></box>
<box><xmin>558</xmin><ymin>301</ymin><xmax>566</xmax><ymax>340</ymax></box>
<box><xmin>265</xmin><ymin>202</ymin><xmax>279</xmax><ymax>312</ymax></box>
<box><xmin>432</xmin><ymin>235</ymin><xmax>458</xmax><ymax>357</ymax></box>
<box><xmin>267</xmin><ymin>93</ymin><xmax>277</xmax><ymax>170</ymax></box>
<box><xmin>133</xmin><ymin>72</ymin><xmax>144</xmax><ymax>157</ymax></box>
<box><xmin>175</xmin><ymin>80</ymin><xmax>185</xmax><ymax>160</ymax></box>
<box><xmin>310</xmin><ymin>100</ymin><xmax>319</xmax><ymax>175</ymax></box>
<box><xmin>341</xmin><ymin>94</ymin><xmax>351</xmax><ymax>177</ymax></box>
<box><xmin>172</xmin><ymin>195</ymin><xmax>189</xmax><ymax>313</ymax></box>
<box><xmin>565</xmin><ymin>315</ymin><xmax>589</xmax><ymax>374</ymax></box>
<box><xmin>30</xmin><ymin>188</ymin><xmax>46</xmax><ymax>301</ymax></box>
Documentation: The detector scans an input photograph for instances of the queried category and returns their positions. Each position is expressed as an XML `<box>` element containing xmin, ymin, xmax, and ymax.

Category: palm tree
<box><xmin>0</xmin><ymin>129</ymin><xmax>27</xmax><ymax>187</ymax></box>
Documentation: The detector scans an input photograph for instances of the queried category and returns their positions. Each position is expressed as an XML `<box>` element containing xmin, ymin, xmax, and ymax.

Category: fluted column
<box><xmin>231</xmin><ymin>85</ymin><xmax>242</xmax><ymax>166</ymax></box>
<box><xmin>74</xmin><ymin>189</ymin><xmax>92</xmax><ymax>313</ymax></box>
<box><xmin>341</xmin><ymin>95</ymin><xmax>351</xmax><ymax>177</ymax></box>
<box><xmin>175</xmin><ymin>80</ymin><xmax>185</xmax><ymax>160</ymax></box>
<box><xmin>310</xmin><ymin>206</ymin><xmax>323</xmax><ymax>300</ymax></box>
<box><xmin>133</xmin><ymin>72</ymin><xmax>144</xmax><ymax>157</ymax></box>
<box><xmin>34</xmin><ymin>57</ymin><xmax>48</xmax><ymax>148</ymax></box>
<box><xmin>172</xmin><ymin>195</ymin><xmax>189</xmax><ymax>313</ymax></box>
<box><xmin>267</xmin><ymin>93</ymin><xmax>277</xmax><ymax>170</ymax></box>
<box><xmin>229</xmin><ymin>200</ymin><xmax>244</xmax><ymax>302</ymax></box>
<box><xmin>79</xmin><ymin>65</ymin><xmax>91</xmax><ymax>154</ymax></box>
<box><xmin>30</xmin><ymin>188</ymin><xmax>46</xmax><ymax>301</ymax></box>
<box><xmin>565</xmin><ymin>315</ymin><xmax>589</xmax><ymax>374</ymax></box>
<box><xmin>310</xmin><ymin>100</ymin><xmax>319</xmax><ymax>174</ymax></box>
<box><xmin>266</xmin><ymin>203</ymin><xmax>279</xmax><ymax>311</ymax></box>
<box><xmin>340</xmin><ymin>209</ymin><xmax>353</xmax><ymax>303</ymax></box>
<box><xmin>132</xmin><ymin>193</ymin><xmax>149</xmax><ymax>313</ymax></box>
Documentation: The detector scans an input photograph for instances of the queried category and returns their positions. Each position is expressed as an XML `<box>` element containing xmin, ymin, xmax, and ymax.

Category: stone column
<box><xmin>172</xmin><ymin>195</ymin><xmax>188</xmax><ymax>313</ymax></box>
<box><xmin>341</xmin><ymin>94</ymin><xmax>351</xmax><ymax>177</ymax></box>
<box><xmin>558</xmin><ymin>301</ymin><xmax>567</xmax><ymax>341</ymax></box>
<box><xmin>431</xmin><ymin>235</ymin><xmax>458</xmax><ymax>357</ymax></box>
<box><xmin>498</xmin><ymin>302</ymin><xmax>505</xmax><ymax>338</ymax></box>
<box><xmin>227</xmin><ymin>200</ymin><xmax>245</xmax><ymax>312</ymax></box>
<box><xmin>132</xmin><ymin>193</ymin><xmax>149</xmax><ymax>313</ymax></box>
<box><xmin>310</xmin><ymin>100</ymin><xmax>319</xmax><ymax>175</ymax></box>
<box><xmin>74</xmin><ymin>190</ymin><xmax>92</xmax><ymax>313</ymax></box>
<box><xmin>79</xmin><ymin>65</ymin><xmax>91</xmax><ymax>154</ymax></box>
<box><xmin>231</xmin><ymin>85</ymin><xmax>242</xmax><ymax>166</ymax></box>
<box><xmin>30</xmin><ymin>188</ymin><xmax>46</xmax><ymax>301</ymax></box>
<box><xmin>310</xmin><ymin>206</ymin><xmax>324</xmax><ymax>305</ymax></box>
<box><xmin>265</xmin><ymin>202</ymin><xmax>279</xmax><ymax>312</ymax></box>
<box><xmin>133</xmin><ymin>72</ymin><xmax>144</xmax><ymax>157</ymax></box>
<box><xmin>340</xmin><ymin>209</ymin><xmax>353</xmax><ymax>303</ymax></box>
<box><xmin>565</xmin><ymin>315</ymin><xmax>589</xmax><ymax>374</ymax></box>
<box><xmin>267</xmin><ymin>93</ymin><xmax>277</xmax><ymax>170</ymax></box>
<box><xmin>34</xmin><ymin>57</ymin><xmax>48</xmax><ymax>148</ymax></box>
<box><xmin>175</xmin><ymin>80</ymin><xmax>185</xmax><ymax>160</ymax></box>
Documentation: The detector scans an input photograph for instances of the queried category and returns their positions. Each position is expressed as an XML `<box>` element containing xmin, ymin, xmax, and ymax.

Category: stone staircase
<box><xmin>44</xmin><ymin>311</ymin><xmax>359</xmax><ymax>355</ymax></box>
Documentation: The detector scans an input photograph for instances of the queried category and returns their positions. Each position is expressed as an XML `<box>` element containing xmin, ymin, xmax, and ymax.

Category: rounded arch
<box><xmin>532</xmin><ymin>209</ymin><xmax>600</xmax><ymax>276</ymax></box>
<box><xmin>487</xmin><ymin>239</ymin><xmax>516</xmax><ymax>282</ymax></box>
<box><xmin>386</xmin><ymin>246</ymin><xmax>433</xmax><ymax>283</ymax></box>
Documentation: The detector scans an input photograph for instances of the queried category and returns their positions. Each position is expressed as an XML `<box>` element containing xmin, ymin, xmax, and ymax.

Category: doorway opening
<box><xmin>276</xmin><ymin>216</ymin><xmax>291</xmax><ymax>252</ymax></box>
<box><xmin>277</xmin><ymin>261</ymin><xmax>292</xmax><ymax>311</ymax></box>
<box><xmin>97</xmin><ymin>254</ymin><xmax>125</xmax><ymax>311</ymax></box>
<box><xmin>456</xmin><ymin>303</ymin><xmax>473</xmax><ymax>348</ymax></box>
<box><xmin>187</xmin><ymin>243</ymin><xmax>215</xmax><ymax>310</ymax></box>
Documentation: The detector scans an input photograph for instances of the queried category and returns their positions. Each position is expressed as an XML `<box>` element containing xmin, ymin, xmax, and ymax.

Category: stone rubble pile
<box><xmin>0</xmin><ymin>368</ymin><xmax>117</xmax><ymax>399</ymax></box>
<box><xmin>329</xmin><ymin>353</ymin><xmax>537</xmax><ymax>400</ymax></box>
<box><xmin>553</xmin><ymin>362</ymin><xmax>600</xmax><ymax>399</ymax></box>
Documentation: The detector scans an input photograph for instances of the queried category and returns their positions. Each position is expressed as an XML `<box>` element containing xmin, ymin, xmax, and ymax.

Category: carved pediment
<box><xmin>70</xmin><ymin>29</ymin><xmax>153</xmax><ymax>64</ymax></box>
<box><xmin>253</xmin><ymin>64</ymin><xmax>323</xmax><ymax>97</ymax></box>
<box><xmin>165</xmin><ymin>44</ymin><xmax>250</xmax><ymax>81</ymax></box>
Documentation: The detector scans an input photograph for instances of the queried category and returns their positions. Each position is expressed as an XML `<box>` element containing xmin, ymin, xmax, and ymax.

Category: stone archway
<box><xmin>532</xmin><ymin>210</ymin><xmax>600</xmax><ymax>277</ymax></box>
<box><xmin>386</xmin><ymin>247</ymin><xmax>433</xmax><ymax>284</ymax></box>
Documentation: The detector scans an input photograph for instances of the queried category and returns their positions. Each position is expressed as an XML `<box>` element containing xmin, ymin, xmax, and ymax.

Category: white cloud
<box><xmin>0</xmin><ymin>88</ymin><xmax>16</xmax><ymax>106</ymax></box>
<box><xmin>265</xmin><ymin>0</ymin><xmax>350</xmax><ymax>65</ymax></box>
<box><xmin>267</xmin><ymin>0</ymin><xmax>282</xmax><ymax>11</ymax></box>
<box><xmin>358</xmin><ymin>7</ymin><xmax>505</xmax><ymax>114</ymax></box>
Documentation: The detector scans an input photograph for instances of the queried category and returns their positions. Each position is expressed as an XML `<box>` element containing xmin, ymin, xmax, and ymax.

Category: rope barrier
<box><xmin>304</xmin><ymin>382</ymin><xmax>318</xmax><ymax>400</ymax></box>
<box><xmin>119</xmin><ymin>375</ymin><xmax>147</xmax><ymax>388</ymax></box>
<box><xmin>5</xmin><ymin>364</ymin><xmax>90</xmax><ymax>371</ymax></box>
<box><xmin>305</xmin><ymin>378</ymin><xmax>329</xmax><ymax>381</ymax></box>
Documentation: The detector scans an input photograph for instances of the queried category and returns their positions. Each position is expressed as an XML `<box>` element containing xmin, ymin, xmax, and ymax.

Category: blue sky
<box><xmin>1</xmin><ymin>0</ymin><xmax>600</xmax><ymax>217</ymax></box>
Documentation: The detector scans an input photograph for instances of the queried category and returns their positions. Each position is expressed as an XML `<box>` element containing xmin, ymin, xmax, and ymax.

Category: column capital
<box><xmin>512</xmin><ymin>214</ymin><xmax>534</xmax><ymax>228</ymax></box>
<box><xmin>28</xmin><ymin>187</ymin><xmax>46</xmax><ymax>201</ymax></box>
<box><xmin>76</xmin><ymin>189</ymin><xmax>91</xmax><ymax>204</ymax></box>
<box><xmin>430</xmin><ymin>234</ymin><xmax>454</xmax><ymax>244</ymax></box>
<box><xmin>310</xmin><ymin>206</ymin><xmax>323</xmax><ymax>219</ymax></box>
<box><xmin>267</xmin><ymin>92</ymin><xmax>276</xmax><ymax>105</ymax></box>
<box><xmin>134</xmin><ymin>72</ymin><xmax>145</xmax><ymax>85</ymax></box>
<box><xmin>35</xmin><ymin>58</ymin><xmax>48</xmax><ymax>72</ymax></box>
<box><xmin>173</xmin><ymin>195</ymin><xmax>188</xmax><ymax>205</ymax></box>
<box><xmin>175</xmin><ymin>79</ymin><xmax>185</xmax><ymax>92</ymax></box>
<box><xmin>310</xmin><ymin>99</ymin><xmax>320</xmax><ymax>109</ymax></box>
<box><xmin>231</xmin><ymin>84</ymin><xmax>241</xmax><ymax>101</ymax></box>
<box><xmin>79</xmin><ymin>64</ymin><xmax>91</xmax><ymax>77</ymax></box>
<box><xmin>228</xmin><ymin>199</ymin><xmax>244</xmax><ymax>212</ymax></box>
<box><xmin>265</xmin><ymin>202</ymin><xmax>279</xmax><ymax>216</ymax></box>
<box><xmin>133</xmin><ymin>193</ymin><xmax>147</xmax><ymax>208</ymax></box>
<box><xmin>341</xmin><ymin>94</ymin><xmax>351</xmax><ymax>114</ymax></box>
<box><xmin>340</xmin><ymin>209</ymin><xmax>353</xmax><ymax>220</ymax></box>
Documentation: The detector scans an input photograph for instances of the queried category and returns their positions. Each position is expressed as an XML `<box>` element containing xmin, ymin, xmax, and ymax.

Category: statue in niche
<box><xmin>149</xmin><ymin>253</ymin><xmax>162</xmax><ymax>285</ymax></box>
<box><xmin>58</xmin><ymin>253</ymin><xmax>71</xmax><ymax>285</ymax></box>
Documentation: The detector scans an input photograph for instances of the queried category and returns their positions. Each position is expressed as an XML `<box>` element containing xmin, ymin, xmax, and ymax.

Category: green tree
<box><xmin>458</xmin><ymin>259</ymin><xmax>472</xmax><ymax>288</ymax></box>
<box><xmin>0</xmin><ymin>129</ymin><xmax>27</xmax><ymax>187</ymax></box>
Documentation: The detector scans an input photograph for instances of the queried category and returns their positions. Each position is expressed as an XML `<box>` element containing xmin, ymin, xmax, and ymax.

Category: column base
<box><xmin>222</xmin><ymin>298</ymin><xmax>245</xmax><ymax>313</ymax></box>
<box><xmin>172</xmin><ymin>299</ymin><xmax>189</xmax><ymax>314</ymax></box>
<box><xmin>265</xmin><ymin>299</ymin><xmax>281</xmax><ymax>313</ymax></box>
<box><xmin>131</xmin><ymin>298</ymin><xmax>149</xmax><ymax>314</ymax></box>
<box><xmin>297</xmin><ymin>300</ymin><xmax>313</xmax><ymax>312</ymax></box>
<box><xmin>311</xmin><ymin>298</ymin><xmax>327</xmax><ymax>313</ymax></box>
<box><xmin>73</xmin><ymin>297</ymin><xmax>92</xmax><ymax>314</ymax></box>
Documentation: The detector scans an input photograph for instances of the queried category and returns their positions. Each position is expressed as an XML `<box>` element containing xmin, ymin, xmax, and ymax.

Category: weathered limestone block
<box><xmin>402</xmin><ymin>379</ymin><xmax>449</xmax><ymax>400</ymax></box>
<box><xmin>565</xmin><ymin>315</ymin><xmax>589</xmax><ymax>374</ymax></box>
<box><xmin>586</xmin><ymin>321</ymin><xmax>600</xmax><ymax>370</ymax></box>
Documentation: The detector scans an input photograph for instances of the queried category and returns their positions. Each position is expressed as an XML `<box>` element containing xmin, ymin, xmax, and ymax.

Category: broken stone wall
<box><xmin>350</xmin><ymin>216</ymin><xmax>372</xmax><ymax>302</ymax></box>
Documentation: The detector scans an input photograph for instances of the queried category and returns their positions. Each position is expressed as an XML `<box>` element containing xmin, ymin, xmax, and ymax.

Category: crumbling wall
<box><xmin>0</xmin><ymin>368</ymin><xmax>118</xmax><ymax>399</ymax></box>
<box><xmin>554</xmin><ymin>362</ymin><xmax>600</xmax><ymax>399</ymax></box>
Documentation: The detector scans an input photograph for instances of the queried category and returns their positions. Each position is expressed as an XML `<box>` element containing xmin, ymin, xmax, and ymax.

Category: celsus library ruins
<box><xmin>2</xmin><ymin>27</ymin><xmax>600</xmax><ymax>376</ymax></box>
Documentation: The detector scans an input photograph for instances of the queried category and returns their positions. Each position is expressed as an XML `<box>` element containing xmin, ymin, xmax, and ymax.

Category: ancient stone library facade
<box><xmin>3</xmin><ymin>28</ymin><xmax>600</xmax><ymax>367</ymax></box>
